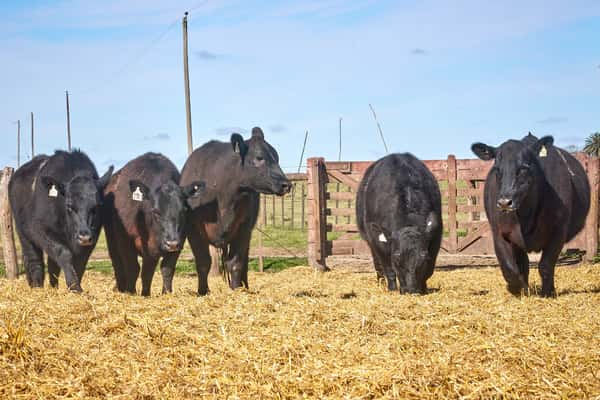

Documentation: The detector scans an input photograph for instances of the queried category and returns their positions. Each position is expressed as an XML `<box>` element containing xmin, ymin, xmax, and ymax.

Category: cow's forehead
<box><xmin>250</xmin><ymin>138</ymin><xmax>278</xmax><ymax>161</ymax></box>
<box><xmin>67</xmin><ymin>176</ymin><xmax>99</xmax><ymax>199</ymax></box>
<box><xmin>496</xmin><ymin>140</ymin><xmax>532</xmax><ymax>163</ymax></box>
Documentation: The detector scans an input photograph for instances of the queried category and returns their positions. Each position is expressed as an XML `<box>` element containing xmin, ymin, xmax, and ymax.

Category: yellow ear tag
<box><xmin>48</xmin><ymin>185</ymin><xmax>58</xmax><ymax>198</ymax></box>
<box><xmin>539</xmin><ymin>146</ymin><xmax>547</xmax><ymax>158</ymax></box>
<box><xmin>132</xmin><ymin>187</ymin><xmax>144</xmax><ymax>202</ymax></box>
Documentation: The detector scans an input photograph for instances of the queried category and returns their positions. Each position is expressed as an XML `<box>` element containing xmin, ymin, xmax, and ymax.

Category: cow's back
<box><xmin>9</xmin><ymin>155</ymin><xmax>50</xmax><ymax>231</ymax></box>
<box><xmin>540</xmin><ymin>147</ymin><xmax>590</xmax><ymax>242</ymax></box>
<box><xmin>357</xmin><ymin>153</ymin><xmax>441</xmax><ymax>242</ymax></box>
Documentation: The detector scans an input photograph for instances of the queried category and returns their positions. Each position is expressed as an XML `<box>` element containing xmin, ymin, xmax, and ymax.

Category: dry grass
<box><xmin>1</xmin><ymin>264</ymin><xmax>599</xmax><ymax>399</ymax></box>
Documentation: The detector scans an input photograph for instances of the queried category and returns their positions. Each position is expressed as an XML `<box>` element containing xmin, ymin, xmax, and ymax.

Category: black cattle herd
<box><xmin>7</xmin><ymin>129</ymin><xmax>591</xmax><ymax>298</ymax></box>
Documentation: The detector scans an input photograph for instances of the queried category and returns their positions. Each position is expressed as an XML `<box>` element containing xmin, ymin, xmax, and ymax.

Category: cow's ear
<box><xmin>97</xmin><ymin>166</ymin><xmax>114</xmax><ymax>190</ymax></box>
<box><xmin>129</xmin><ymin>180</ymin><xmax>151</xmax><ymax>202</ymax></box>
<box><xmin>231</xmin><ymin>133</ymin><xmax>248</xmax><ymax>160</ymax></box>
<box><xmin>369</xmin><ymin>222</ymin><xmax>391</xmax><ymax>243</ymax></box>
<box><xmin>471</xmin><ymin>143</ymin><xmax>496</xmax><ymax>160</ymax></box>
<box><xmin>40</xmin><ymin>176</ymin><xmax>65</xmax><ymax>197</ymax></box>
<box><xmin>531</xmin><ymin>136</ymin><xmax>554</xmax><ymax>154</ymax></box>
<box><xmin>251</xmin><ymin>127</ymin><xmax>264</xmax><ymax>140</ymax></box>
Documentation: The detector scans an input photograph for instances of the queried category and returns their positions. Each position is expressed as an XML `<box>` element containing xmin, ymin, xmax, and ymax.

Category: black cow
<box><xmin>103</xmin><ymin>153</ymin><xmax>207</xmax><ymax>296</ymax></box>
<box><xmin>180</xmin><ymin>127</ymin><xmax>291</xmax><ymax>295</ymax></box>
<box><xmin>471</xmin><ymin>133</ymin><xmax>590</xmax><ymax>296</ymax></box>
<box><xmin>9</xmin><ymin>150</ymin><xmax>113</xmax><ymax>291</ymax></box>
<box><xmin>356</xmin><ymin>153</ymin><xmax>443</xmax><ymax>294</ymax></box>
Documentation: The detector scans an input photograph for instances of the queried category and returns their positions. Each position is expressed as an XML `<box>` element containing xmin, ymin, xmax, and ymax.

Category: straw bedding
<box><xmin>1</xmin><ymin>264</ymin><xmax>599</xmax><ymax>399</ymax></box>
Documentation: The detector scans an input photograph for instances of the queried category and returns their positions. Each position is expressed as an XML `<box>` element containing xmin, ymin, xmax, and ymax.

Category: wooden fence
<box><xmin>306</xmin><ymin>154</ymin><xmax>600</xmax><ymax>270</ymax></box>
<box><xmin>258</xmin><ymin>173</ymin><xmax>307</xmax><ymax>230</ymax></box>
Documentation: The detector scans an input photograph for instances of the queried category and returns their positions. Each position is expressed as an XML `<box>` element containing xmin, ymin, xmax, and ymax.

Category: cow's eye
<box><xmin>518</xmin><ymin>167</ymin><xmax>529</xmax><ymax>177</ymax></box>
<box><xmin>66</xmin><ymin>205</ymin><xmax>75</xmax><ymax>213</ymax></box>
<box><xmin>256</xmin><ymin>156</ymin><xmax>264</xmax><ymax>162</ymax></box>
<box><xmin>152</xmin><ymin>209</ymin><xmax>161</xmax><ymax>218</ymax></box>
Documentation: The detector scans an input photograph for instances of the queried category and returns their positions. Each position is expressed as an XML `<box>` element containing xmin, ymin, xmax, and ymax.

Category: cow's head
<box><xmin>230</xmin><ymin>127</ymin><xmax>292</xmax><ymax>196</ymax></box>
<box><xmin>471</xmin><ymin>135</ymin><xmax>552</xmax><ymax>212</ymax></box>
<box><xmin>41</xmin><ymin>166</ymin><xmax>113</xmax><ymax>250</ymax></box>
<box><xmin>128</xmin><ymin>179</ymin><xmax>206</xmax><ymax>253</ymax></box>
<box><xmin>370</xmin><ymin>212</ymin><xmax>439</xmax><ymax>294</ymax></box>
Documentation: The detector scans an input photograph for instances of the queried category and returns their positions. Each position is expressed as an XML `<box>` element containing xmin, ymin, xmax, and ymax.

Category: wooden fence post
<box><xmin>307</xmin><ymin>158</ymin><xmax>329</xmax><ymax>271</ymax></box>
<box><xmin>447</xmin><ymin>155</ymin><xmax>458</xmax><ymax>253</ymax></box>
<box><xmin>585</xmin><ymin>156</ymin><xmax>599</xmax><ymax>261</ymax></box>
<box><xmin>290</xmin><ymin>183</ymin><xmax>295</xmax><ymax>229</ymax></box>
<box><xmin>258</xmin><ymin>194</ymin><xmax>264</xmax><ymax>272</ymax></box>
<box><xmin>0</xmin><ymin>167</ymin><xmax>18</xmax><ymax>279</ymax></box>
<box><xmin>301</xmin><ymin>183</ymin><xmax>306</xmax><ymax>230</ymax></box>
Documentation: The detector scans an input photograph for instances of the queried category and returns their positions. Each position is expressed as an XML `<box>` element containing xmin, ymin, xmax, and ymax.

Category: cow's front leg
<box><xmin>493</xmin><ymin>236</ymin><xmax>527</xmax><ymax>295</ymax></box>
<box><xmin>45</xmin><ymin>245</ymin><xmax>81</xmax><ymax>292</ymax></box>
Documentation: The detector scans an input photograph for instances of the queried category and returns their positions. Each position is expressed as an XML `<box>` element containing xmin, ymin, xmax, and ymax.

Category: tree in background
<box><xmin>564</xmin><ymin>144</ymin><xmax>580</xmax><ymax>153</ymax></box>
<box><xmin>583</xmin><ymin>132</ymin><xmax>600</xmax><ymax>157</ymax></box>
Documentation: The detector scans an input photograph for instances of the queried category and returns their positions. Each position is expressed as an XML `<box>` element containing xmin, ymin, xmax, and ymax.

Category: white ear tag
<box><xmin>378</xmin><ymin>233</ymin><xmax>387</xmax><ymax>243</ymax></box>
<box><xmin>427</xmin><ymin>220</ymin><xmax>433</xmax><ymax>227</ymax></box>
<box><xmin>48</xmin><ymin>185</ymin><xmax>58</xmax><ymax>198</ymax></box>
<box><xmin>132</xmin><ymin>187</ymin><xmax>144</xmax><ymax>202</ymax></box>
<box><xmin>539</xmin><ymin>146</ymin><xmax>547</xmax><ymax>158</ymax></box>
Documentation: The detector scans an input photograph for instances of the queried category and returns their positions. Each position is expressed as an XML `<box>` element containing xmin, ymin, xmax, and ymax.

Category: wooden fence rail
<box><xmin>306</xmin><ymin>154</ymin><xmax>600</xmax><ymax>270</ymax></box>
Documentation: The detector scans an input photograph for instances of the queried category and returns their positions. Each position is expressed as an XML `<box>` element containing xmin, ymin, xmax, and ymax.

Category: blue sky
<box><xmin>1</xmin><ymin>0</ymin><xmax>599</xmax><ymax>172</ymax></box>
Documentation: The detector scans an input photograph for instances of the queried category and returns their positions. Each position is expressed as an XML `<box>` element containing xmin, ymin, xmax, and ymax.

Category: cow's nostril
<box><xmin>78</xmin><ymin>234</ymin><xmax>92</xmax><ymax>246</ymax></box>
<box><xmin>164</xmin><ymin>240</ymin><xmax>180</xmax><ymax>252</ymax></box>
<box><xmin>497</xmin><ymin>198</ymin><xmax>513</xmax><ymax>209</ymax></box>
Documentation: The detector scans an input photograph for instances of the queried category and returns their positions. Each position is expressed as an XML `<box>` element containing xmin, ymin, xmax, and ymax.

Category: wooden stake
<box><xmin>30</xmin><ymin>112</ymin><xmax>34</xmax><ymax>158</ymax></box>
<box><xmin>66</xmin><ymin>91</ymin><xmax>72</xmax><ymax>151</ymax></box>
<box><xmin>16</xmin><ymin>120</ymin><xmax>20</xmax><ymax>168</ymax></box>
<box><xmin>297</xmin><ymin>130</ymin><xmax>308</xmax><ymax>173</ymax></box>
<box><xmin>368</xmin><ymin>104</ymin><xmax>389</xmax><ymax>153</ymax></box>
<box><xmin>0</xmin><ymin>167</ymin><xmax>18</xmax><ymax>279</ymax></box>
<box><xmin>338</xmin><ymin>117</ymin><xmax>342</xmax><ymax>161</ymax></box>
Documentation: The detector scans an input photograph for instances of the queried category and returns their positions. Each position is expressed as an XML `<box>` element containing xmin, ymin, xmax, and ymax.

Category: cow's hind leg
<box><xmin>228</xmin><ymin>228</ymin><xmax>252</xmax><ymax>290</ymax></box>
<box><xmin>47</xmin><ymin>258</ymin><xmax>60</xmax><ymax>288</ymax></box>
<box><xmin>188</xmin><ymin>227</ymin><xmax>211</xmax><ymax>296</ymax></box>
<box><xmin>538</xmin><ymin>234</ymin><xmax>564</xmax><ymax>298</ymax></box>
<box><xmin>370</xmin><ymin>248</ymin><xmax>386</xmax><ymax>286</ymax></box>
<box><xmin>20</xmin><ymin>236</ymin><xmax>45</xmax><ymax>288</ymax></box>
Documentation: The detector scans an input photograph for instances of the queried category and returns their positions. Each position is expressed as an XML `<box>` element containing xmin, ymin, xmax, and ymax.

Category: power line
<box><xmin>77</xmin><ymin>17</ymin><xmax>179</xmax><ymax>94</ymax></box>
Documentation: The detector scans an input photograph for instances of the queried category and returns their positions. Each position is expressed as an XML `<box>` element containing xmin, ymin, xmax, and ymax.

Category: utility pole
<box><xmin>30</xmin><ymin>112</ymin><xmax>34</xmax><ymax>158</ymax></box>
<box><xmin>16</xmin><ymin>120</ymin><xmax>21</xmax><ymax>168</ymax></box>
<box><xmin>338</xmin><ymin>117</ymin><xmax>342</xmax><ymax>161</ymax></box>
<box><xmin>66</xmin><ymin>90</ymin><xmax>72</xmax><ymax>151</ymax></box>
<box><xmin>182</xmin><ymin>11</ymin><xmax>193</xmax><ymax>155</ymax></box>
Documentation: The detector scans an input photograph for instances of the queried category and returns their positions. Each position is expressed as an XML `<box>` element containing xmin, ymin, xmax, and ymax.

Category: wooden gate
<box><xmin>306</xmin><ymin>154</ymin><xmax>599</xmax><ymax>270</ymax></box>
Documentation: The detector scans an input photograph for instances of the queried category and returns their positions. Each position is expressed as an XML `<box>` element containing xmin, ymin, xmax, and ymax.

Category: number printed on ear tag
<box><xmin>48</xmin><ymin>185</ymin><xmax>58</xmax><ymax>198</ymax></box>
<box><xmin>132</xmin><ymin>187</ymin><xmax>144</xmax><ymax>202</ymax></box>
<box><xmin>539</xmin><ymin>146</ymin><xmax>548</xmax><ymax>158</ymax></box>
